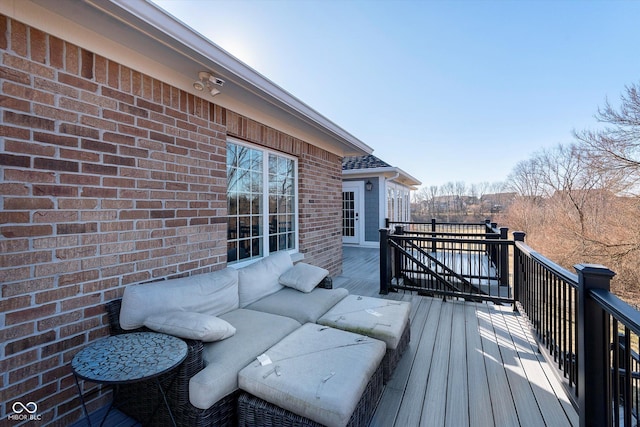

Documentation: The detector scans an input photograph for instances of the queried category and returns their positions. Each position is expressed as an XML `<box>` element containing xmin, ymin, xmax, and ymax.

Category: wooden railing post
<box><xmin>512</xmin><ymin>232</ymin><xmax>526</xmax><ymax>310</ymax></box>
<box><xmin>379</xmin><ymin>228</ymin><xmax>390</xmax><ymax>295</ymax></box>
<box><xmin>576</xmin><ymin>264</ymin><xmax>616</xmax><ymax>427</ymax></box>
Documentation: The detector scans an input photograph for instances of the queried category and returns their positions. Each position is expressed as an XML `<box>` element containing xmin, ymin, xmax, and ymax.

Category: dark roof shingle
<box><xmin>342</xmin><ymin>154</ymin><xmax>391</xmax><ymax>171</ymax></box>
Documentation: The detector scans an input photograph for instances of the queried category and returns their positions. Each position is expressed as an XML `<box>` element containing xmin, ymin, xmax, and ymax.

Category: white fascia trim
<box><xmin>343</xmin><ymin>167</ymin><xmax>421</xmax><ymax>187</ymax></box>
<box><xmin>106</xmin><ymin>0</ymin><xmax>373</xmax><ymax>156</ymax></box>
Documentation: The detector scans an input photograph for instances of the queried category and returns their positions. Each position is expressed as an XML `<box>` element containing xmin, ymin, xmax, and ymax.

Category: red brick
<box><xmin>82</xmin><ymin>277</ymin><xmax>119</xmax><ymax>293</ymax></box>
<box><xmin>6</xmin><ymin>140</ymin><xmax>56</xmax><ymax>157</ymax></box>
<box><xmin>0</xmin><ymin>94</ymin><xmax>30</xmax><ymax>112</ymax></box>
<box><xmin>56</xmin><ymin>223</ymin><xmax>97</xmax><ymax>235</ymax></box>
<box><xmin>82</xmin><ymin>162</ymin><xmax>117</xmax><ymax>175</ymax></box>
<box><xmin>30</xmin><ymin>27</ymin><xmax>47</xmax><ymax>63</ymax></box>
<box><xmin>34</xmin><ymin>260</ymin><xmax>81</xmax><ymax>277</ymax></box>
<box><xmin>0</xmin><ymin>153</ymin><xmax>30</xmax><ymax>168</ymax></box>
<box><xmin>103</xmin><ymin>177</ymin><xmax>135</xmax><ymax>188</ymax></box>
<box><xmin>49</xmin><ymin>35</ymin><xmax>64</xmax><ymax>69</ymax></box>
<box><xmin>59</xmin><ymin>123</ymin><xmax>100</xmax><ymax>139</ymax></box>
<box><xmin>0</xmin><ymin>15</ymin><xmax>6</xmax><ymax>50</ymax></box>
<box><xmin>61</xmin><ymin>317</ymin><xmax>101</xmax><ymax>338</ymax></box>
<box><xmin>5</xmin><ymin>330</ymin><xmax>56</xmax><ymax>356</ymax></box>
<box><xmin>58</xmin><ymin>72</ymin><xmax>98</xmax><ymax>92</ymax></box>
<box><xmin>59</xmin><ymin>97</ymin><xmax>100</xmax><ymax>116</ymax></box>
<box><xmin>60</xmin><ymin>293</ymin><xmax>101</xmax><ymax>311</ymax></box>
<box><xmin>11</xmin><ymin>20</ymin><xmax>27</xmax><ymax>56</ymax></box>
<box><xmin>80</xmin><ymin>48</ymin><xmax>93</xmax><ymax>79</ymax></box>
<box><xmin>41</xmin><ymin>334</ymin><xmax>85</xmax><ymax>358</ymax></box>
<box><xmin>0</xmin><ymin>124</ymin><xmax>30</xmax><ymax>140</ymax></box>
<box><xmin>80</xmin><ymin>187</ymin><xmax>117</xmax><ymax>198</ymax></box>
<box><xmin>0</xmin><ymin>250</ymin><xmax>51</xmax><ymax>269</ymax></box>
<box><xmin>60</xmin><ymin>173</ymin><xmax>100</xmax><ymax>186</ymax></box>
<box><xmin>58</xmin><ymin>198</ymin><xmax>98</xmax><ymax>210</ymax></box>
<box><xmin>1</xmin><ymin>224</ymin><xmax>52</xmax><ymax>238</ymax></box>
<box><xmin>55</xmin><ymin>245</ymin><xmax>97</xmax><ymax>260</ymax></box>
<box><xmin>5</xmin><ymin>197</ymin><xmax>54</xmax><ymax>210</ymax></box>
<box><xmin>65</xmin><ymin>43</ymin><xmax>79</xmax><ymax>74</ymax></box>
<box><xmin>33</xmin><ymin>131</ymin><xmax>79</xmax><ymax>148</ymax></box>
<box><xmin>59</xmin><ymin>269</ymin><xmax>99</xmax><ymax>287</ymax></box>
<box><xmin>34</xmin><ymin>157</ymin><xmax>79</xmax><ymax>172</ymax></box>
<box><xmin>36</xmin><ymin>309</ymin><xmax>82</xmax><ymax>329</ymax></box>
<box><xmin>81</xmin><ymin>115</ymin><xmax>117</xmax><ymax>131</ymax></box>
<box><xmin>4</xmin><ymin>168</ymin><xmax>55</xmax><ymax>183</ymax></box>
<box><xmin>0</xmin><ymin>322</ymin><xmax>34</xmax><ymax>343</ymax></box>
<box><xmin>60</xmin><ymin>147</ymin><xmax>100</xmax><ymax>162</ymax></box>
<box><xmin>9</xmin><ymin>356</ymin><xmax>58</xmax><ymax>384</ymax></box>
<box><xmin>2</xmin><ymin>277</ymin><xmax>55</xmax><ymax>298</ymax></box>
<box><xmin>0</xmin><ymin>295</ymin><xmax>31</xmax><ymax>313</ymax></box>
<box><xmin>0</xmin><ymin>211</ymin><xmax>29</xmax><ymax>224</ymax></box>
<box><xmin>33</xmin><ymin>184</ymin><xmax>78</xmax><ymax>197</ymax></box>
<box><xmin>80</xmin><ymin>138</ymin><xmax>116</xmax><ymax>154</ymax></box>
<box><xmin>4</xmin><ymin>110</ymin><xmax>55</xmax><ymax>130</ymax></box>
<box><xmin>4</xmin><ymin>303</ymin><xmax>57</xmax><ymax>326</ymax></box>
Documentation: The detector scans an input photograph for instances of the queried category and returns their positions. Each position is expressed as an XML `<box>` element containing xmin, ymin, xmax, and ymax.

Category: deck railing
<box><xmin>380</xmin><ymin>219</ymin><xmax>640</xmax><ymax>427</ymax></box>
<box><xmin>381</xmin><ymin>219</ymin><xmax>512</xmax><ymax>304</ymax></box>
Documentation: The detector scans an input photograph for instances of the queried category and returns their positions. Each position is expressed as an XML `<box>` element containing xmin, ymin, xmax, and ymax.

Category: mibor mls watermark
<box><xmin>8</xmin><ymin>402</ymin><xmax>42</xmax><ymax>422</ymax></box>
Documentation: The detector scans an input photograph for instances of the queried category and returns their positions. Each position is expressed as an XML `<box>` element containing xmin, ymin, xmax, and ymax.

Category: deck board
<box><xmin>338</xmin><ymin>246</ymin><xmax>578</xmax><ymax>427</ymax></box>
<box><xmin>465</xmin><ymin>303</ymin><xmax>495</xmax><ymax>427</ymax></box>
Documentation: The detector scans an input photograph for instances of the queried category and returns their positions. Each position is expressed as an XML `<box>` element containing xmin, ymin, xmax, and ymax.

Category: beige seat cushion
<box><xmin>238</xmin><ymin>251</ymin><xmax>293</xmax><ymax>307</ymax></box>
<box><xmin>238</xmin><ymin>323</ymin><xmax>385</xmax><ymax>427</ymax></box>
<box><xmin>317</xmin><ymin>295</ymin><xmax>410</xmax><ymax>350</ymax></box>
<box><xmin>188</xmin><ymin>309</ymin><xmax>300</xmax><ymax>410</ymax></box>
<box><xmin>120</xmin><ymin>268</ymin><xmax>239</xmax><ymax>330</ymax></box>
<box><xmin>245</xmin><ymin>287</ymin><xmax>348</xmax><ymax>324</ymax></box>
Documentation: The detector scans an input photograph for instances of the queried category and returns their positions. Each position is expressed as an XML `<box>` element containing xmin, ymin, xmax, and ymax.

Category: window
<box><xmin>227</xmin><ymin>141</ymin><xmax>297</xmax><ymax>263</ymax></box>
<box><xmin>387</xmin><ymin>183</ymin><xmax>411</xmax><ymax>222</ymax></box>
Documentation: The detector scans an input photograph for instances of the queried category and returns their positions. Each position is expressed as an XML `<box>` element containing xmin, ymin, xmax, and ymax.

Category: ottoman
<box><xmin>237</xmin><ymin>323</ymin><xmax>386</xmax><ymax>427</ymax></box>
<box><xmin>317</xmin><ymin>295</ymin><xmax>410</xmax><ymax>382</ymax></box>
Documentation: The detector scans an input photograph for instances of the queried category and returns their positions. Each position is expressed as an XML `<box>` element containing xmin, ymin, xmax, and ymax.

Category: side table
<box><xmin>71</xmin><ymin>332</ymin><xmax>187</xmax><ymax>427</ymax></box>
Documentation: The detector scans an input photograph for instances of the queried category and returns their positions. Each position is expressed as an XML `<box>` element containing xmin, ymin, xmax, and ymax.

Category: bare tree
<box><xmin>574</xmin><ymin>82</ymin><xmax>640</xmax><ymax>195</ymax></box>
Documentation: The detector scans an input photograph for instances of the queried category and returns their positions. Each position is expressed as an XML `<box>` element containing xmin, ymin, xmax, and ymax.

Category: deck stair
<box><xmin>388</xmin><ymin>238</ymin><xmax>499</xmax><ymax>299</ymax></box>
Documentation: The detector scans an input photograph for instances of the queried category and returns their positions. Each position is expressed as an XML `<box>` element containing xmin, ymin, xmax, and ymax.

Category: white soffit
<box><xmin>5</xmin><ymin>0</ymin><xmax>372</xmax><ymax>157</ymax></box>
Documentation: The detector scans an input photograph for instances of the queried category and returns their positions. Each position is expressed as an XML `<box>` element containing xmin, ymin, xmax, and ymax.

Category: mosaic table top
<box><xmin>71</xmin><ymin>332</ymin><xmax>187</xmax><ymax>384</ymax></box>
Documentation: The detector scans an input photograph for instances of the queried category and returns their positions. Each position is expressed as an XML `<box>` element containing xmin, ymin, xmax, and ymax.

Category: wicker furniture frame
<box><xmin>383</xmin><ymin>321</ymin><xmax>411</xmax><ymax>382</ymax></box>
<box><xmin>237</xmin><ymin>362</ymin><xmax>384</xmax><ymax>427</ymax></box>
<box><xmin>105</xmin><ymin>299</ymin><xmax>238</xmax><ymax>427</ymax></box>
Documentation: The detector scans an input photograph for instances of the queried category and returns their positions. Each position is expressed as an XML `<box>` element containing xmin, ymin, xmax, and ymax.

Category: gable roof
<box><xmin>342</xmin><ymin>155</ymin><xmax>422</xmax><ymax>188</ymax></box>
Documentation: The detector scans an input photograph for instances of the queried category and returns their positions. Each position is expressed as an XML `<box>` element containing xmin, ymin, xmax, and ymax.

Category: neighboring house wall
<box><xmin>0</xmin><ymin>15</ymin><xmax>342</xmax><ymax>425</ymax></box>
<box><xmin>364</xmin><ymin>177</ymin><xmax>380</xmax><ymax>242</ymax></box>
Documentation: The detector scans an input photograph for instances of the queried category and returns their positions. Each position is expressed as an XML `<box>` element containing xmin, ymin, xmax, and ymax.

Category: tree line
<box><xmin>413</xmin><ymin>82</ymin><xmax>640</xmax><ymax>303</ymax></box>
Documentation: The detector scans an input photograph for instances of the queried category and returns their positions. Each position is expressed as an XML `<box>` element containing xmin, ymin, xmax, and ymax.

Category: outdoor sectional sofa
<box><xmin>104</xmin><ymin>251</ymin><xmax>409</xmax><ymax>427</ymax></box>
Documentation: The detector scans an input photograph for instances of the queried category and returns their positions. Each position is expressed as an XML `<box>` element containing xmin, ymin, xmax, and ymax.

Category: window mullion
<box><xmin>263</xmin><ymin>153</ymin><xmax>269</xmax><ymax>259</ymax></box>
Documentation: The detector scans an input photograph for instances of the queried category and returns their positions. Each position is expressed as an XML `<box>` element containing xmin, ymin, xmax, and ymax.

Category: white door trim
<box><xmin>342</xmin><ymin>181</ymin><xmax>365</xmax><ymax>245</ymax></box>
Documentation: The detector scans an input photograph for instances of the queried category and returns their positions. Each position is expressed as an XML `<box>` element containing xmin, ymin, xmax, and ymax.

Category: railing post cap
<box><xmin>574</xmin><ymin>263</ymin><xmax>616</xmax><ymax>278</ymax></box>
<box><xmin>513</xmin><ymin>231</ymin><xmax>526</xmax><ymax>241</ymax></box>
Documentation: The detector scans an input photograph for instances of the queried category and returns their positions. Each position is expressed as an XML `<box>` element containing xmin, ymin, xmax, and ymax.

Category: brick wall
<box><xmin>0</xmin><ymin>15</ymin><xmax>343</xmax><ymax>426</ymax></box>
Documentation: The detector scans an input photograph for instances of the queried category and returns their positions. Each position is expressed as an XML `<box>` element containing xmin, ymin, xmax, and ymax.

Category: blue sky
<box><xmin>151</xmin><ymin>0</ymin><xmax>640</xmax><ymax>189</ymax></box>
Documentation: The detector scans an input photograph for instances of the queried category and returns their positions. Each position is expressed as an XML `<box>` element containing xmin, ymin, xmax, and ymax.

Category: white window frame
<box><xmin>226</xmin><ymin>138</ymin><xmax>299</xmax><ymax>266</ymax></box>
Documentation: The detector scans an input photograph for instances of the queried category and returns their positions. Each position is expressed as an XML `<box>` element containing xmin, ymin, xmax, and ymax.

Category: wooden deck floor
<box><xmin>335</xmin><ymin>246</ymin><xmax>578</xmax><ymax>427</ymax></box>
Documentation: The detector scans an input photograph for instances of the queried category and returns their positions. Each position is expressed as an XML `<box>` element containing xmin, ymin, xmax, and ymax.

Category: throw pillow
<box><xmin>144</xmin><ymin>311</ymin><xmax>236</xmax><ymax>342</ymax></box>
<box><xmin>279</xmin><ymin>262</ymin><xmax>329</xmax><ymax>293</ymax></box>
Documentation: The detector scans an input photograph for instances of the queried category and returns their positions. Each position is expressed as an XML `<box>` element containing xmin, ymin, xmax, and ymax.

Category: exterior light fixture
<box><xmin>365</xmin><ymin>180</ymin><xmax>373</xmax><ymax>191</ymax></box>
<box><xmin>193</xmin><ymin>71</ymin><xmax>225</xmax><ymax>97</ymax></box>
